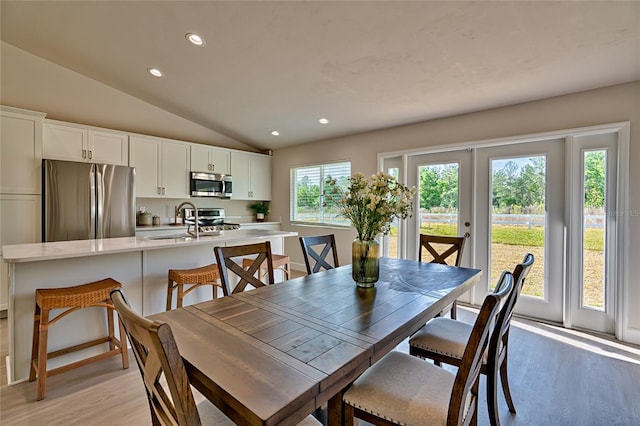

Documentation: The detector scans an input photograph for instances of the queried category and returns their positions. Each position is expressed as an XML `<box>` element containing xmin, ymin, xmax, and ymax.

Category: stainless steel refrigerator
<box><xmin>43</xmin><ymin>159</ymin><xmax>136</xmax><ymax>242</ymax></box>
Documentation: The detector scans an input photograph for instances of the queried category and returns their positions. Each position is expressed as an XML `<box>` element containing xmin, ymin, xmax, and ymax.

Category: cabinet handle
<box><xmin>208</xmin><ymin>164</ymin><xmax>211</xmax><ymax>171</ymax></box>
<box><xmin>82</xmin><ymin>149</ymin><xmax>87</xmax><ymax>159</ymax></box>
<box><xmin>211</xmin><ymin>164</ymin><xmax>214</xmax><ymax>171</ymax></box>
<box><xmin>162</xmin><ymin>187</ymin><xmax>166</xmax><ymax>195</ymax></box>
<box><xmin>88</xmin><ymin>150</ymin><xmax>93</xmax><ymax>160</ymax></box>
<box><xmin>157</xmin><ymin>187</ymin><xmax>162</xmax><ymax>195</ymax></box>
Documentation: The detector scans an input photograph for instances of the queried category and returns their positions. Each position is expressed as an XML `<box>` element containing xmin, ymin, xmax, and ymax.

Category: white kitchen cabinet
<box><xmin>0</xmin><ymin>193</ymin><xmax>41</xmax><ymax>311</ymax></box>
<box><xmin>1</xmin><ymin>106</ymin><xmax>45</xmax><ymax>194</ymax></box>
<box><xmin>130</xmin><ymin>135</ymin><xmax>190</xmax><ymax>198</ymax></box>
<box><xmin>191</xmin><ymin>144</ymin><xmax>230</xmax><ymax>174</ymax></box>
<box><xmin>230</xmin><ymin>151</ymin><xmax>271</xmax><ymax>200</ymax></box>
<box><xmin>43</xmin><ymin>121</ymin><xmax>128</xmax><ymax>166</ymax></box>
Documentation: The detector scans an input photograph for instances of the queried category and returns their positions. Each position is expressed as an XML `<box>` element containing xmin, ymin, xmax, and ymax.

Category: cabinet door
<box><xmin>230</xmin><ymin>151</ymin><xmax>251</xmax><ymax>200</ymax></box>
<box><xmin>210</xmin><ymin>147</ymin><xmax>230</xmax><ymax>174</ymax></box>
<box><xmin>190</xmin><ymin>144</ymin><xmax>210</xmax><ymax>173</ymax></box>
<box><xmin>88</xmin><ymin>131</ymin><xmax>128</xmax><ymax>166</ymax></box>
<box><xmin>0</xmin><ymin>194</ymin><xmax>41</xmax><ymax>310</ymax></box>
<box><xmin>250</xmin><ymin>154</ymin><xmax>272</xmax><ymax>201</ymax></box>
<box><xmin>1</xmin><ymin>112</ymin><xmax>43</xmax><ymax>194</ymax></box>
<box><xmin>43</xmin><ymin>123</ymin><xmax>87</xmax><ymax>162</ymax></box>
<box><xmin>162</xmin><ymin>140</ymin><xmax>190</xmax><ymax>198</ymax></box>
<box><xmin>130</xmin><ymin>136</ymin><xmax>161</xmax><ymax>198</ymax></box>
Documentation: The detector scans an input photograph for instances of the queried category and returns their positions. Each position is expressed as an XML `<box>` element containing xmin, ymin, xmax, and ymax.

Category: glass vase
<box><xmin>352</xmin><ymin>238</ymin><xmax>380</xmax><ymax>287</ymax></box>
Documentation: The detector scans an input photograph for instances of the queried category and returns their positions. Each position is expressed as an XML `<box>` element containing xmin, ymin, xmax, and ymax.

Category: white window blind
<box><xmin>290</xmin><ymin>161</ymin><xmax>351</xmax><ymax>226</ymax></box>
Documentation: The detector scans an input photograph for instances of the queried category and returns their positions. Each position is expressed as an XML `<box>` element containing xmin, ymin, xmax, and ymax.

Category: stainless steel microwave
<box><xmin>190</xmin><ymin>172</ymin><xmax>232</xmax><ymax>198</ymax></box>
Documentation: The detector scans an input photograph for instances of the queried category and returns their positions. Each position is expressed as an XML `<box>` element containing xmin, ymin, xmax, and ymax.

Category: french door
<box><xmin>475</xmin><ymin>139</ymin><xmax>565</xmax><ymax>322</ymax></box>
<box><xmin>385</xmin><ymin>124</ymin><xmax>626</xmax><ymax>335</ymax></box>
<box><xmin>406</xmin><ymin>150</ymin><xmax>474</xmax><ymax>304</ymax></box>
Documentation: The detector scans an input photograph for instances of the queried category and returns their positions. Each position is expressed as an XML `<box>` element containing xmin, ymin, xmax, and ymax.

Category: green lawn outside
<box><xmin>416</xmin><ymin>223</ymin><xmax>605</xmax><ymax>307</ymax></box>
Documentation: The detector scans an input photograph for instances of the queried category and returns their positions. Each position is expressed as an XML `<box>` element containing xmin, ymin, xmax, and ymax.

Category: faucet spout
<box><xmin>175</xmin><ymin>202</ymin><xmax>199</xmax><ymax>239</ymax></box>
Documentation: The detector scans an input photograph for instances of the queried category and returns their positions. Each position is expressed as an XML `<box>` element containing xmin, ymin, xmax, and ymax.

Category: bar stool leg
<box><xmin>114</xmin><ymin>308</ymin><xmax>129</xmax><ymax>369</ymax></box>
<box><xmin>29</xmin><ymin>303</ymin><xmax>41</xmax><ymax>382</ymax></box>
<box><xmin>166</xmin><ymin>279</ymin><xmax>174</xmax><ymax>311</ymax></box>
<box><xmin>36</xmin><ymin>308</ymin><xmax>50</xmax><ymax>401</ymax></box>
<box><xmin>176</xmin><ymin>284</ymin><xmax>184</xmax><ymax>309</ymax></box>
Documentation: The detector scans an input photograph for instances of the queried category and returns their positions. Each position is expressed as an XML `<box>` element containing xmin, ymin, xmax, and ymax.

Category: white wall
<box><xmin>272</xmin><ymin>81</ymin><xmax>640</xmax><ymax>339</ymax></box>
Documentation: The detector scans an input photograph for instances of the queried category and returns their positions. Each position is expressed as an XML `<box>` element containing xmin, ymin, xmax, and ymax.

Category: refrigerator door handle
<box><xmin>91</xmin><ymin>164</ymin><xmax>98</xmax><ymax>239</ymax></box>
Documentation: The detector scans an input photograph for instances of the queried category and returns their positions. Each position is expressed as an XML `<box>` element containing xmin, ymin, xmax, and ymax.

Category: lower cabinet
<box><xmin>0</xmin><ymin>194</ymin><xmax>41</xmax><ymax>311</ymax></box>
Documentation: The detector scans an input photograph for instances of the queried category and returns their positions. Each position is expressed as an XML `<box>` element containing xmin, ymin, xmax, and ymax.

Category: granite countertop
<box><xmin>2</xmin><ymin>229</ymin><xmax>298</xmax><ymax>263</ymax></box>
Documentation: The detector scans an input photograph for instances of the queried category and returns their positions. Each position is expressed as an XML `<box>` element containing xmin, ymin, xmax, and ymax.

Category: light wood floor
<box><xmin>2</xmin><ymin>307</ymin><xmax>639</xmax><ymax>425</ymax></box>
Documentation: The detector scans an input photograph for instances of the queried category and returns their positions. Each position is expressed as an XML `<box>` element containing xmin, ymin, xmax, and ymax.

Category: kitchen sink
<box><xmin>144</xmin><ymin>233</ymin><xmax>194</xmax><ymax>240</ymax></box>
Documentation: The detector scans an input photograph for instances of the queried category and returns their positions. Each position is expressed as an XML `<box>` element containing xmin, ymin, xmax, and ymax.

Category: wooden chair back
<box><xmin>448</xmin><ymin>271</ymin><xmax>513</xmax><ymax>425</ymax></box>
<box><xmin>299</xmin><ymin>234</ymin><xmax>339</xmax><ymax>274</ymax></box>
<box><xmin>214</xmin><ymin>241</ymin><xmax>274</xmax><ymax>295</ymax></box>
<box><xmin>110</xmin><ymin>289</ymin><xmax>202</xmax><ymax>426</ymax></box>
<box><xmin>419</xmin><ymin>234</ymin><xmax>466</xmax><ymax>266</ymax></box>
<box><xmin>488</xmin><ymin>253</ymin><xmax>535</xmax><ymax>365</ymax></box>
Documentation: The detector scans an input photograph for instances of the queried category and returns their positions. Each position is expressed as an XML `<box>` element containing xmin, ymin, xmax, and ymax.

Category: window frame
<box><xmin>290</xmin><ymin>161</ymin><xmax>351</xmax><ymax>227</ymax></box>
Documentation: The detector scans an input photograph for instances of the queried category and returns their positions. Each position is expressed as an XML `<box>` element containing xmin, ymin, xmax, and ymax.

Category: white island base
<box><xmin>3</xmin><ymin>229</ymin><xmax>297</xmax><ymax>384</ymax></box>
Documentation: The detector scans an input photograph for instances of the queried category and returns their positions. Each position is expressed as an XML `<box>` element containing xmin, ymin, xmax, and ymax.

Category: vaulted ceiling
<box><xmin>1</xmin><ymin>1</ymin><xmax>638</xmax><ymax>150</ymax></box>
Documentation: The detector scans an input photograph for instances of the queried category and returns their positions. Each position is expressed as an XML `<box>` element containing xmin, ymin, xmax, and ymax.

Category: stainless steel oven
<box><xmin>190</xmin><ymin>172</ymin><xmax>232</xmax><ymax>198</ymax></box>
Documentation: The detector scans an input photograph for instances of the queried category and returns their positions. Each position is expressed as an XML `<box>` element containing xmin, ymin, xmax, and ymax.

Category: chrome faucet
<box><xmin>175</xmin><ymin>201</ymin><xmax>199</xmax><ymax>239</ymax></box>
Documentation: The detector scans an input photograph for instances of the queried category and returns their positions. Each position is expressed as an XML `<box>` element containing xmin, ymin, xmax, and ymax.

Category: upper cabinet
<box><xmin>43</xmin><ymin>121</ymin><xmax>128</xmax><ymax>166</ymax></box>
<box><xmin>130</xmin><ymin>135</ymin><xmax>190</xmax><ymax>198</ymax></box>
<box><xmin>1</xmin><ymin>106</ymin><xmax>46</xmax><ymax>195</ymax></box>
<box><xmin>191</xmin><ymin>144</ymin><xmax>230</xmax><ymax>174</ymax></box>
<box><xmin>230</xmin><ymin>151</ymin><xmax>271</xmax><ymax>201</ymax></box>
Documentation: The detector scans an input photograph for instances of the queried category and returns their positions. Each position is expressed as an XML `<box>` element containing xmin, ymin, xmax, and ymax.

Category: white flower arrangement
<box><xmin>325</xmin><ymin>172</ymin><xmax>416</xmax><ymax>241</ymax></box>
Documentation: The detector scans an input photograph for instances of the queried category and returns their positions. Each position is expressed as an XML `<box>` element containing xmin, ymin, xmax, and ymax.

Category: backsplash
<box><xmin>136</xmin><ymin>198</ymin><xmax>274</xmax><ymax>224</ymax></box>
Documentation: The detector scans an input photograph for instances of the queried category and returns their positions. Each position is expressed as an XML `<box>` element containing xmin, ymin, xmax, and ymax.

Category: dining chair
<box><xmin>299</xmin><ymin>234</ymin><xmax>339</xmax><ymax>274</ymax></box>
<box><xmin>419</xmin><ymin>233</ymin><xmax>467</xmax><ymax>319</ymax></box>
<box><xmin>409</xmin><ymin>253</ymin><xmax>535</xmax><ymax>426</ymax></box>
<box><xmin>342</xmin><ymin>271</ymin><xmax>513</xmax><ymax>426</ymax></box>
<box><xmin>110</xmin><ymin>288</ymin><xmax>234</xmax><ymax>426</ymax></box>
<box><xmin>214</xmin><ymin>241</ymin><xmax>275</xmax><ymax>295</ymax></box>
<box><xmin>111</xmin><ymin>289</ymin><xmax>323</xmax><ymax>426</ymax></box>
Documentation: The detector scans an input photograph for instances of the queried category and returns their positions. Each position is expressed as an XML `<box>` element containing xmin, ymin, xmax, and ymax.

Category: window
<box><xmin>290</xmin><ymin>161</ymin><xmax>351</xmax><ymax>226</ymax></box>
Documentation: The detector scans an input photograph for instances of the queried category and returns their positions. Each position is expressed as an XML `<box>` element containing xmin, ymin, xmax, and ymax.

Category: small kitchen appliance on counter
<box><xmin>182</xmin><ymin>208</ymin><xmax>241</xmax><ymax>236</ymax></box>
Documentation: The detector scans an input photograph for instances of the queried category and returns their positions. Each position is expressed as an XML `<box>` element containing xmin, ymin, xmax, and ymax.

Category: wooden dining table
<box><xmin>150</xmin><ymin>257</ymin><xmax>481</xmax><ymax>426</ymax></box>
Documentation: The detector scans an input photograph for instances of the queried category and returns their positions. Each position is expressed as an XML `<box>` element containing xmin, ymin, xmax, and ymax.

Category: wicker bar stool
<box><xmin>167</xmin><ymin>264</ymin><xmax>222</xmax><ymax>310</ymax></box>
<box><xmin>242</xmin><ymin>254</ymin><xmax>290</xmax><ymax>282</ymax></box>
<box><xmin>29</xmin><ymin>278</ymin><xmax>129</xmax><ymax>400</ymax></box>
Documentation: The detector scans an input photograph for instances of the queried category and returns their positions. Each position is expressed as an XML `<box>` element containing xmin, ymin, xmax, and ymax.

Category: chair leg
<box><xmin>166</xmin><ymin>279</ymin><xmax>174</xmax><ymax>311</ymax></box>
<box><xmin>107</xmin><ymin>302</ymin><xmax>116</xmax><ymax>351</ymax></box>
<box><xmin>344</xmin><ymin>403</ymin><xmax>355</xmax><ymax>426</ymax></box>
<box><xmin>113</xmin><ymin>307</ymin><xmax>129</xmax><ymax>369</ymax></box>
<box><xmin>500</xmin><ymin>356</ymin><xmax>516</xmax><ymax>413</ymax></box>
<box><xmin>451</xmin><ymin>300</ymin><xmax>457</xmax><ymax>319</ymax></box>
<box><xmin>36</xmin><ymin>308</ymin><xmax>50</xmax><ymax>401</ymax></box>
<box><xmin>29</xmin><ymin>304</ymin><xmax>41</xmax><ymax>382</ymax></box>
<box><xmin>176</xmin><ymin>283</ymin><xmax>184</xmax><ymax>309</ymax></box>
<box><xmin>486</xmin><ymin>362</ymin><xmax>501</xmax><ymax>426</ymax></box>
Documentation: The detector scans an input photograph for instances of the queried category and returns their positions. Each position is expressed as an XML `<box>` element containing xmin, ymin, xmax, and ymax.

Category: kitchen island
<box><xmin>2</xmin><ymin>229</ymin><xmax>297</xmax><ymax>384</ymax></box>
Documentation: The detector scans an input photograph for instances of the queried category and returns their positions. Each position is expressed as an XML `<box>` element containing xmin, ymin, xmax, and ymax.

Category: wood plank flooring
<box><xmin>2</xmin><ymin>306</ymin><xmax>639</xmax><ymax>425</ymax></box>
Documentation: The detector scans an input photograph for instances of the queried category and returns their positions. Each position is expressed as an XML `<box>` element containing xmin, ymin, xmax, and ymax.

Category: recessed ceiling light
<box><xmin>318</xmin><ymin>118</ymin><xmax>329</xmax><ymax>124</ymax></box>
<box><xmin>186</xmin><ymin>33</ymin><xmax>205</xmax><ymax>46</ymax></box>
<box><xmin>271</xmin><ymin>131</ymin><xmax>280</xmax><ymax>136</ymax></box>
<box><xmin>147</xmin><ymin>68</ymin><xmax>163</xmax><ymax>77</ymax></box>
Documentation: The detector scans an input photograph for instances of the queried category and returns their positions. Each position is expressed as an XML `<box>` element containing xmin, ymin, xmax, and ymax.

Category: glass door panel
<box><xmin>569</xmin><ymin>133</ymin><xmax>617</xmax><ymax>333</ymax></box>
<box><xmin>476</xmin><ymin>139</ymin><xmax>564</xmax><ymax>322</ymax></box>
<box><xmin>582</xmin><ymin>150</ymin><xmax>606</xmax><ymax>310</ymax></box>
<box><xmin>490</xmin><ymin>156</ymin><xmax>546</xmax><ymax>299</ymax></box>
